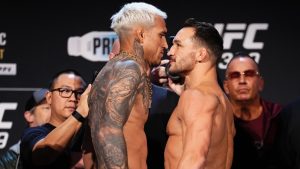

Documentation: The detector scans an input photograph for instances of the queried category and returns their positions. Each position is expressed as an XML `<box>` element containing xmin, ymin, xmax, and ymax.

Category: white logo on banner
<box><xmin>0</xmin><ymin>102</ymin><xmax>17</xmax><ymax>149</ymax></box>
<box><xmin>214</xmin><ymin>23</ymin><xmax>269</xmax><ymax>69</ymax></box>
<box><xmin>68</xmin><ymin>31</ymin><xmax>118</xmax><ymax>62</ymax></box>
<box><xmin>0</xmin><ymin>63</ymin><xmax>17</xmax><ymax>75</ymax></box>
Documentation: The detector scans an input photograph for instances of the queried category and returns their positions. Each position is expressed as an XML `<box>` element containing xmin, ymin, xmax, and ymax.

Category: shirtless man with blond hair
<box><xmin>164</xmin><ymin>18</ymin><xmax>235</xmax><ymax>169</ymax></box>
<box><xmin>87</xmin><ymin>2</ymin><xmax>168</xmax><ymax>169</ymax></box>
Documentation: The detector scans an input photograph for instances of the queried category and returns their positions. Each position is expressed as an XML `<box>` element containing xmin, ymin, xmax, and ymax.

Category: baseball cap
<box><xmin>25</xmin><ymin>88</ymin><xmax>48</xmax><ymax>111</ymax></box>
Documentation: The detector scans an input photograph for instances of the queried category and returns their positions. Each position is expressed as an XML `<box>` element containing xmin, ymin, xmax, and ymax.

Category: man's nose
<box><xmin>238</xmin><ymin>74</ymin><xmax>246</xmax><ymax>83</ymax></box>
<box><xmin>69</xmin><ymin>92</ymin><xmax>79</xmax><ymax>101</ymax></box>
<box><xmin>167</xmin><ymin>47</ymin><xmax>173</xmax><ymax>57</ymax></box>
<box><xmin>163</xmin><ymin>38</ymin><xmax>168</xmax><ymax>49</ymax></box>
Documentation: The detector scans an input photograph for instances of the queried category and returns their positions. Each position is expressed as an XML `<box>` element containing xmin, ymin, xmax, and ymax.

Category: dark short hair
<box><xmin>183</xmin><ymin>18</ymin><xmax>223</xmax><ymax>63</ymax></box>
<box><xmin>48</xmin><ymin>69</ymin><xmax>86</xmax><ymax>90</ymax></box>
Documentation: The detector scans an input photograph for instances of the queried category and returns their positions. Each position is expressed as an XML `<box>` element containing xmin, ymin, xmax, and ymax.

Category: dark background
<box><xmin>1</xmin><ymin>1</ymin><xmax>299</xmax><ymax>155</ymax></box>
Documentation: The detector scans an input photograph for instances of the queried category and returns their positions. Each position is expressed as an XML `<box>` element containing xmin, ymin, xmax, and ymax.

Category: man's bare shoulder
<box><xmin>93</xmin><ymin>59</ymin><xmax>142</xmax><ymax>84</ymax></box>
<box><xmin>180</xmin><ymin>88</ymin><xmax>219</xmax><ymax>103</ymax></box>
<box><xmin>179</xmin><ymin>89</ymin><xmax>219</xmax><ymax>115</ymax></box>
<box><xmin>89</xmin><ymin>58</ymin><xmax>144</xmax><ymax>109</ymax></box>
<box><xmin>108</xmin><ymin>58</ymin><xmax>142</xmax><ymax>73</ymax></box>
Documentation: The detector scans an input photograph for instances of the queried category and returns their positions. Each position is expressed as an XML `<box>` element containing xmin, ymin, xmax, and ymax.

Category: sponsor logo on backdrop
<box><xmin>0</xmin><ymin>32</ymin><xmax>7</xmax><ymax>60</ymax></box>
<box><xmin>0</xmin><ymin>32</ymin><xmax>18</xmax><ymax>76</ymax></box>
<box><xmin>0</xmin><ymin>63</ymin><xmax>17</xmax><ymax>75</ymax></box>
<box><xmin>67</xmin><ymin>24</ymin><xmax>268</xmax><ymax>66</ymax></box>
<box><xmin>0</xmin><ymin>102</ymin><xmax>16</xmax><ymax>149</ymax></box>
<box><xmin>68</xmin><ymin>31</ymin><xmax>118</xmax><ymax>62</ymax></box>
<box><xmin>214</xmin><ymin>23</ymin><xmax>269</xmax><ymax>69</ymax></box>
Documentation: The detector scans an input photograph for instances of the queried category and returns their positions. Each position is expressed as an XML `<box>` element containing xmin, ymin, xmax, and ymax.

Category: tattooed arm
<box><xmin>89</xmin><ymin>60</ymin><xmax>142</xmax><ymax>169</ymax></box>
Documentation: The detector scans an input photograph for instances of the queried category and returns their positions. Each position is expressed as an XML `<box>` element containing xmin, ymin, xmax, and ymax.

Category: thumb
<box><xmin>160</xmin><ymin>59</ymin><xmax>170</xmax><ymax>66</ymax></box>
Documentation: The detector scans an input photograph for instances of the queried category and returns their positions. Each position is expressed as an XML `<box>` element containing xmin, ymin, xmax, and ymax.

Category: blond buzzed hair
<box><xmin>110</xmin><ymin>2</ymin><xmax>167</xmax><ymax>35</ymax></box>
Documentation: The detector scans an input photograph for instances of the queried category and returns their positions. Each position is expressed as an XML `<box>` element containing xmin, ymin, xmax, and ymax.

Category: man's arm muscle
<box><xmin>90</xmin><ymin>61</ymin><xmax>142</xmax><ymax>169</ymax></box>
<box><xmin>177</xmin><ymin>90</ymin><xmax>219</xmax><ymax>169</ymax></box>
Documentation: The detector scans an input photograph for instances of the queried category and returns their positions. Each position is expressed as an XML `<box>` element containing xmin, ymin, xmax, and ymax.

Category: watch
<box><xmin>72</xmin><ymin>111</ymin><xmax>85</xmax><ymax>123</ymax></box>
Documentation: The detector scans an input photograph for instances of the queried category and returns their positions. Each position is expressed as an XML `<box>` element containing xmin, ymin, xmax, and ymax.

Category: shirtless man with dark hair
<box><xmin>164</xmin><ymin>18</ymin><xmax>235</xmax><ymax>169</ymax></box>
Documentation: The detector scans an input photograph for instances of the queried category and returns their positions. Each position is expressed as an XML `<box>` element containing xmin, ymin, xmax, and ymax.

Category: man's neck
<box><xmin>184</xmin><ymin>65</ymin><xmax>217</xmax><ymax>89</ymax></box>
<box><xmin>232</xmin><ymin>98</ymin><xmax>262</xmax><ymax>121</ymax></box>
<box><xmin>48</xmin><ymin>114</ymin><xmax>65</xmax><ymax>127</ymax></box>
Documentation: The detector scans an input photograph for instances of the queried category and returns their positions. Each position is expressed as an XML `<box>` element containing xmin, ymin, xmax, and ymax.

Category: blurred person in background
<box><xmin>276</xmin><ymin>96</ymin><xmax>300</xmax><ymax>169</ymax></box>
<box><xmin>223</xmin><ymin>52</ymin><xmax>282</xmax><ymax>169</ymax></box>
<box><xmin>0</xmin><ymin>88</ymin><xmax>51</xmax><ymax>169</ymax></box>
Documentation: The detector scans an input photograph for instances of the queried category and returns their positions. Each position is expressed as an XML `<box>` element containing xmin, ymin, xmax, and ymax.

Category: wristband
<box><xmin>72</xmin><ymin>111</ymin><xmax>85</xmax><ymax>123</ymax></box>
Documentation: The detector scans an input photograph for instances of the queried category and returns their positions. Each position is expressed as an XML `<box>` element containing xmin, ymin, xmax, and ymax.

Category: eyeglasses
<box><xmin>226</xmin><ymin>70</ymin><xmax>260</xmax><ymax>80</ymax></box>
<box><xmin>50</xmin><ymin>88</ymin><xmax>84</xmax><ymax>99</ymax></box>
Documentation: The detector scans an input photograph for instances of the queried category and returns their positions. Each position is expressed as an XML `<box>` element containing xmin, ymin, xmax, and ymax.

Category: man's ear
<box><xmin>258</xmin><ymin>77</ymin><xmax>264</xmax><ymax>92</ymax></box>
<box><xmin>136</xmin><ymin>27</ymin><xmax>145</xmax><ymax>44</ymax></box>
<box><xmin>46</xmin><ymin>91</ymin><xmax>52</xmax><ymax>105</ymax></box>
<box><xmin>223</xmin><ymin>80</ymin><xmax>230</xmax><ymax>95</ymax></box>
<box><xmin>24</xmin><ymin>111</ymin><xmax>34</xmax><ymax>124</ymax></box>
<box><xmin>196</xmin><ymin>48</ymin><xmax>208</xmax><ymax>63</ymax></box>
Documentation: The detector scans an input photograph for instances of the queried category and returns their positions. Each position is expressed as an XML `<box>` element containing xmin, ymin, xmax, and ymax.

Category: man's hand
<box><xmin>76</xmin><ymin>84</ymin><xmax>92</xmax><ymax>118</ymax></box>
<box><xmin>168</xmin><ymin>78</ymin><xmax>184</xmax><ymax>95</ymax></box>
<box><xmin>151</xmin><ymin>59</ymin><xmax>169</xmax><ymax>85</ymax></box>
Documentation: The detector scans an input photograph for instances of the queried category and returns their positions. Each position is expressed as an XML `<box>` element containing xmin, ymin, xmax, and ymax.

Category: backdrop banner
<box><xmin>1</xmin><ymin>2</ymin><xmax>299</xmax><ymax>155</ymax></box>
